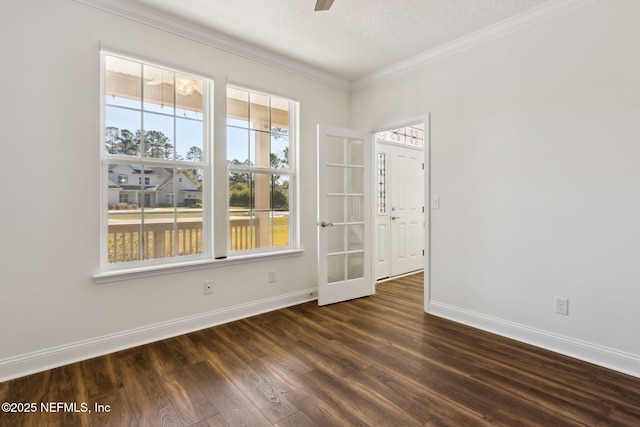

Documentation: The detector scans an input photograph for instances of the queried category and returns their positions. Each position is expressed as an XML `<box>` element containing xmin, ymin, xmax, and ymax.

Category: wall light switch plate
<box><xmin>431</xmin><ymin>196</ymin><xmax>439</xmax><ymax>209</ymax></box>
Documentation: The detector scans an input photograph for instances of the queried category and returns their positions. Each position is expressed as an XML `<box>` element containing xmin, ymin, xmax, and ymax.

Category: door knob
<box><xmin>320</xmin><ymin>221</ymin><xmax>334</xmax><ymax>227</ymax></box>
<box><xmin>391</xmin><ymin>216</ymin><xmax>399</xmax><ymax>220</ymax></box>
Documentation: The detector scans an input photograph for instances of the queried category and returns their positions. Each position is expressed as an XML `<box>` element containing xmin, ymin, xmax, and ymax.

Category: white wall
<box><xmin>352</xmin><ymin>0</ymin><xmax>640</xmax><ymax>376</ymax></box>
<box><xmin>0</xmin><ymin>0</ymin><xmax>349</xmax><ymax>380</ymax></box>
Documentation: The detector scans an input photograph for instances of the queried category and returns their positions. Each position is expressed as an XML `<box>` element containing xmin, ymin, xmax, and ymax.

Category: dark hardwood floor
<box><xmin>2</xmin><ymin>272</ymin><xmax>640</xmax><ymax>426</ymax></box>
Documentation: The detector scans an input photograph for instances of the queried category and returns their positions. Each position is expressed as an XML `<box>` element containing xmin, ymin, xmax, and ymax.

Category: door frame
<box><xmin>375</xmin><ymin>137</ymin><xmax>425</xmax><ymax>279</ymax></box>
<box><xmin>370</xmin><ymin>114</ymin><xmax>431</xmax><ymax>313</ymax></box>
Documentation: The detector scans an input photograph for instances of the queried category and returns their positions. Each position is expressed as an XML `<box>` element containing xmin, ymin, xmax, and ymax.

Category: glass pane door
<box><xmin>318</xmin><ymin>125</ymin><xmax>371</xmax><ymax>306</ymax></box>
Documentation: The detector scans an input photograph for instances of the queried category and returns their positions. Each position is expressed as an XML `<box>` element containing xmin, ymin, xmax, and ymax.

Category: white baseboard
<box><xmin>429</xmin><ymin>301</ymin><xmax>640</xmax><ymax>379</ymax></box>
<box><xmin>0</xmin><ymin>289</ymin><xmax>317</xmax><ymax>382</ymax></box>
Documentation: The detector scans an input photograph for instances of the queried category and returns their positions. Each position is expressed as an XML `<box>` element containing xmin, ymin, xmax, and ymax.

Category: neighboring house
<box><xmin>157</xmin><ymin>170</ymin><xmax>202</xmax><ymax>207</ymax></box>
<box><xmin>108</xmin><ymin>165</ymin><xmax>201</xmax><ymax>208</ymax></box>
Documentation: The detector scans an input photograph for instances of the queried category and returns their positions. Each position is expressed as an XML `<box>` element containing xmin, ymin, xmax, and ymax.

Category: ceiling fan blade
<box><xmin>315</xmin><ymin>0</ymin><xmax>335</xmax><ymax>11</ymax></box>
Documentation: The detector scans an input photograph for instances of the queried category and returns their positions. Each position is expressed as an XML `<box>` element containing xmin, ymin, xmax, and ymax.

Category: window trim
<box><xmin>94</xmin><ymin>248</ymin><xmax>304</xmax><ymax>284</ymax></box>
<box><xmin>96</xmin><ymin>52</ymin><xmax>301</xmax><ymax>281</ymax></box>
<box><xmin>225</xmin><ymin>85</ymin><xmax>299</xmax><ymax>256</ymax></box>
<box><xmin>99</xmin><ymin>51</ymin><xmax>212</xmax><ymax>273</ymax></box>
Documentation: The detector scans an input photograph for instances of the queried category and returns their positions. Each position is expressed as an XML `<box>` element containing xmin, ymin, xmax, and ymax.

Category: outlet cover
<box><xmin>204</xmin><ymin>281</ymin><xmax>213</xmax><ymax>295</ymax></box>
<box><xmin>554</xmin><ymin>297</ymin><xmax>568</xmax><ymax>315</ymax></box>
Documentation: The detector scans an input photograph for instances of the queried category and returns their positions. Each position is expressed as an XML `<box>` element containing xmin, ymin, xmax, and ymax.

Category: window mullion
<box><xmin>213</xmin><ymin>77</ymin><xmax>229</xmax><ymax>259</ymax></box>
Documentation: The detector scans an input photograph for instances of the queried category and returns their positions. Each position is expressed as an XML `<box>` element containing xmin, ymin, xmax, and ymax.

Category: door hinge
<box><xmin>422</xmin><ymin>250</ymin><xmax>425</xmax><ymax>256</ymax></box>
<box><xmin>422</xmin><ymin>163</ymin><xmax>424</xmax><ymax>170</ymax></box>
<box><xmin>422</xmin><ymin>206</ymin><xmax>424</xmax><ymax>213</ymax></box>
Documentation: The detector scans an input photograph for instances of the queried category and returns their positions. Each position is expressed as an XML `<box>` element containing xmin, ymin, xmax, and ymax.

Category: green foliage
<box><xmin>182</xmin><ymin>198</ymin><xmax>201</xmax><ymax>207</ymax></box>
<box><xmin>229</xmin><ymin>182</ymin><xmax>251</xmax><ymax>208</ymax></box>
<box><xmin>106</xmin><ymin>126</ymin><xmax>200</xmax><ymax>161</ymax></box>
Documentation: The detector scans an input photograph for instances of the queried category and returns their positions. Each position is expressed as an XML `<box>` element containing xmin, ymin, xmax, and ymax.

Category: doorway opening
<box><xmin>374</xmin><ymin>123</ymin><xmax>425</xmax><ymax>281</ymax></box>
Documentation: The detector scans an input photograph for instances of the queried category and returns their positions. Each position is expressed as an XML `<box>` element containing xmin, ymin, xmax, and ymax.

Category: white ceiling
<box><xmin>129</xmin><ymin>0</ymin><xmax>551</xmax><ymax>82</ymax></box>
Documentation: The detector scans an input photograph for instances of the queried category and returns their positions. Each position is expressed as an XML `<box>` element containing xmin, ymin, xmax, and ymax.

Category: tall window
<box><xmin>101</xmin><ymin>54</ymin><xmax>299</xmax><ymax>274</ymax></box>
<box><xmin>102</xmin><ymin>53</ymin><xmax>209</xmax><ymax>267</ymax></box>
<box><xmin>226</xmin><ymin>87</ymin><xmax>296</xmax><ymax>253</ymax></box>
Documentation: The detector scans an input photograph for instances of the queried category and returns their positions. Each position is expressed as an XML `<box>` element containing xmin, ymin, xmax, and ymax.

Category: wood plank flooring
<box><xmin>2</xmin><ymin>272</ymin><xmax>640</xmax><ymax>426</ymax></box>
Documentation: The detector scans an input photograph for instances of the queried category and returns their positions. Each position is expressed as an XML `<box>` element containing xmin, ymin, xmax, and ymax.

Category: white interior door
<box><xmin>317</xmin><ymin>125</ymin><xmax>372</xmax><ymax>306</ymax></box>
<box><xmin>375</xmin><ymin>146</ymin><xmax>390</xmax><ymax>280</ymax></box>
<box><xmin>389</xmin><ymin>144</ymin><xmax>424</xmax><ymax>277</ymax></box>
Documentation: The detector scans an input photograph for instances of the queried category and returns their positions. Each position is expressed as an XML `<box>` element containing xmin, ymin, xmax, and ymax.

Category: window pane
<box><xmin>142</xmin><ymin>207</ymin><xmax>175</xmax><ymax>260</ymax></box>
<box><xmin>227</xmin><ymin>125</ymin><xmax>249</xmax><ymax>164</ymax></box>
<box><xmin>272</xmin><ymin>212</ymin><xmax>289</xmax><ymax>247</ymax></box>
<box><xmin>271</xmin><ymin>175</ymin><xmax>289</xmax><ymax>247</ymax></box>
<box><xmin>328</xmin><ymin>254</ymin><xmax>345</xmax><ymax>283</ymax></box>
<box><xmin>271</xmin><ymin>133</ymin><xmax>289</xmax><ymax>169</ymax></box>
<box><xmin>327</xmin><ymin>225</ymin><xmax>345</xmax><ymax>253</ymax></box>
<box><xmin>229</xmin><ymin>172</ymin><xmax>254</xmax><ymax>251</ymax></box>
<box><xmin>105</xmin><ymin>56</ymin><xmax>141</xmax><ymax>109</ymax></box>
<box><xmin>253</xmin><ymin>173</ymin><xmax>271</xmax><ymax>211</ymax></box>
<box><xmin>105</xmin><ymin>107</ymin><xmax>141</xmax><ymax>156</ymax></box>
<box><xmin>251</xmin><ymin>130</ymin><xmax>271</xmax><ymax>168</ymax></box>
<box><xmin>176</xmin><ymin>74</ymin><xmax>201</xmax><ymax>110</ymax></box>
<box><xmin>347</xmin><ymin>196</ymin><xmax>364</xmax><ymax>222</ymax></box>
<box><xmin>176</xmin><ymin>118</ymin><xmax>203</xmax><ymax>162</ymax></box>
<box><xmin>176</xmin><ymin>168</ymin><xmax>203</xmax><ymax>257</ymax></box>
<box><xmin>176</xmin><ymin>168</ymin><xmax>203</xmax><ymax>206</ymax></box>
<box><xmin>227</xmin><ymin>87</ymin><xmax>249</xmax><ymax>127</ymax></box>
<box><xmin>327</xmin><ymin>196</ymin><xmax>344</xmax><ymax>223</ymax></box>
<box><xmin>143</xmin><ymin>64</ymin><xmax>174</xmax><ymax>113</ymax></box>
<box><xmin>347</xmin><ymin>252</ymin><xmax>364</xmax><ymax>280</ymax></box>
<box><xmin>249</xmin><ymin>92</ymin><xmax>270</xmax><ymax>131</ymax></box>
<box><xmin>271</xmin><ymin>97</ymin><xmax>289</xmax><ymax>134</ymax></box>
<box><xmin>108</xmin><ymin>163</ymin><xmax>143</xmax><ymax>263</ymax></box>
<box><xmin>347</xmin><ymin>167</ymin><xmax>364</xmax><ymax>194</ymax></box>
<box><xmin>347</xmin><ymin>224</ymin><xmax>364</xmax><ymax>251</ymax></box>
<box><xmin>143</xmin><ymin>112</ymin><xmax>174</xmax><ymax>159</ymax></box>
<box><xmin>326</xmin><ymin>135</ymin><xmax>344</xmax><ymax>165</ymax></box>
<box><xmin>347</xmin><ymin>139</ymin><xmax>364</xmax><ymax>166</ymax></box>
<box><xmin>272</xmin><ymin>175</ymin><xmax>289</xmax><ymax>211</ymax></box>
<box><xmin>327</xmin><ymin>166</ymin><xmax>344</xmax><ymax>194</ymax></box>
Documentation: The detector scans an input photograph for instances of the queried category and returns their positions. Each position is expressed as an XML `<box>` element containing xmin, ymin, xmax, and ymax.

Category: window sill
<box><xmin>94</xmin><ymin>249</ymin><xmax>304</xmax><ymax>284</ymax></box>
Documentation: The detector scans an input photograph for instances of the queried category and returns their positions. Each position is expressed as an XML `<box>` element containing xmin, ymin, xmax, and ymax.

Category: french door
<box><xmin>317</xmin><ymin>125</ymin><xmax>372</xmax><ymax>306</ymax></box>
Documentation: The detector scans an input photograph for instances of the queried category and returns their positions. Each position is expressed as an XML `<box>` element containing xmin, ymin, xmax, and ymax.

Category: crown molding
<box><xmin>351</xmin><ymin>0</ymin><xmax>599</xmax><ymax>91</ymax></box>
<box><xmin>75</xmin><ymin>0</ymin><xmax>598</xmax><ymax>93</ymax></box>
<box><xmin>73</xmin><ymin>0</ymin><xmax>351</xmax><ymax>91</ymax></box>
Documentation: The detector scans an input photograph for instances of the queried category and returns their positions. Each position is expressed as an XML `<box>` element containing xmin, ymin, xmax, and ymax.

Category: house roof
<box><xmin>157</xmin><ymin>171</ymin><xmax>199</xmax><ymax>192</ymax></box>
<box><xmin>108</xmin><ymin>165</ymin><xmax>155</xmax><ymax>175</ymax></box>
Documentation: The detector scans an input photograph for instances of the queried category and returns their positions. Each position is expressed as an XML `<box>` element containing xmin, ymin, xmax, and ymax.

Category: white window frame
<box><xmin>99</xmin><ymin>51</ymin><xmax>212</xmax><ymax>273</ymax></box>
<box><xmin>96</xmin><ymin>52</ymin><xmax>302</xmax><ymax>282</ymax></box>
<box><xmin>225</xmin><ymin>85</ymin><xmax>299</xmax><ymax>256</ymax></box>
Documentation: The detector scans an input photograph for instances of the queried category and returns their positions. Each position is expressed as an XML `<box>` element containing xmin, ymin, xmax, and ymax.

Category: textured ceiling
<box><xmin>130</xmin><ymin>0</ymin><xmax>550</xmax><ymax>81</ymax></box>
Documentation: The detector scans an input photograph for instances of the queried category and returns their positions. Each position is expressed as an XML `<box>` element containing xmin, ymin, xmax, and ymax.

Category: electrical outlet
<box><xmin>554</xmin><ymin>297</ymin><xmax>568</xmax><ymax>315</ymax></box>
<box><xmin>204</xmin><ymin>281</ymin><xmax>213</xmax><ymax>295</ymax></box>
<box><xmin>268</xmin><ymin>270</ymin><xmax>277</xmax><ymax>283</ymax></box>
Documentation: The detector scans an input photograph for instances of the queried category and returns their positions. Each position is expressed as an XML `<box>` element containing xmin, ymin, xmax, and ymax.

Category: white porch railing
<box><xmin>107</xmin><ymin>216</ymin><xmax>259</xmax><ymax>263</ymax></box>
